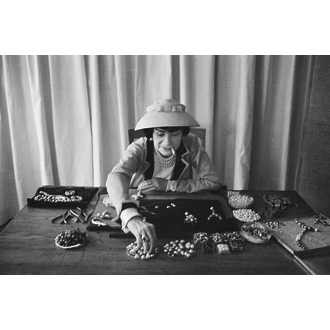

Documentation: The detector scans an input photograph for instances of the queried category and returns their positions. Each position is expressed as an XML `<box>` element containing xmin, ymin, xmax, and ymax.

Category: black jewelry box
<box><xmin>27</xmin><ymin>185</ymin><xmax>99</xmax><ymax>209</ymax></box>
<box><xmin>139</xmin><ymin>198</ymin><xmax>238</xmax><ymax>238</ymax></box>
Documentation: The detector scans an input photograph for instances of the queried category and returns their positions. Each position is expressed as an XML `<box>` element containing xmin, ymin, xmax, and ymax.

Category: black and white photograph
<box><xmin>2</xmin><ymin>55</ymin><xmax>330</xmax><ymax>274</ymax></box>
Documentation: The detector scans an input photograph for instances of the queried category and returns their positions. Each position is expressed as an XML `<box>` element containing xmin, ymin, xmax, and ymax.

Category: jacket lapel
<box><xmin>144</xmin><ymin>139</ymin><xmax>154</xmax><ymax>179</ymax></box>
<box><xmin>171</xmin><ymin>140</ymin><xmax>190</xmax><ymax>180</ymax></box>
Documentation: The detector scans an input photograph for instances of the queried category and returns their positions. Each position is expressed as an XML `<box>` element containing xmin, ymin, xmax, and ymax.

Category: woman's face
<box><xmin>153</xmin><ymin>128</ymin><xmax>183</xmax><ymax>157</ymax></box>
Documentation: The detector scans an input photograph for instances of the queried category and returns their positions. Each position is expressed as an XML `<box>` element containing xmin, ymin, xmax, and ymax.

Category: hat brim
<box><xmin>135</xmin><ymin>111</ymin><xmax>200</xmax><ymax>130</ymax></box>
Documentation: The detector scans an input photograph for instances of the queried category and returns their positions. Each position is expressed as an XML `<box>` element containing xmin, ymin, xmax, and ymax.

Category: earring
<box><xmin>150</xmin><ymin>137</ymin><xmax>153</xmax><ymax>141</ymax></box>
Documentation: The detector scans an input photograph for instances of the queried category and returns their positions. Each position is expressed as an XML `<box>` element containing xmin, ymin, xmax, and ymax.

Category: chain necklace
<box><xmin>263</xmin><ymin>194</ymin><xmax>297</xmax><ymax>209</ymax></box>
<box><xmin>154</xmin><ymin>147</ymin><xmax>176</xmax><ymax>168</ymax></box>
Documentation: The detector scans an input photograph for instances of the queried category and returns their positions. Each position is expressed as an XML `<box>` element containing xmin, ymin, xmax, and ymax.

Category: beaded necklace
<box><xmin>154</xmin><ymin>147</ymin><xmax>176</xmax><ymax>168</ymax></box>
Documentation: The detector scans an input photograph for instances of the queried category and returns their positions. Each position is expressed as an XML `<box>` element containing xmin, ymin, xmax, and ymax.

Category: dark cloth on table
<box><xmin>27</xmin><ymin>186</ymin><xmax>99</xmax><ymax>209</ymax></box>
<box><xmin>86</xmin><ymin>197</ymin><xmax>237</xmax><ymax>239</ymax></box>
<box><xmin>139</xmin><ymin>198</ymin><xmax>237</xmax><ymax>238</ymax></box>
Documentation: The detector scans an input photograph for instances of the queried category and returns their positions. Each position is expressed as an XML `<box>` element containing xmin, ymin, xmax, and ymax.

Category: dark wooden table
<box><xmin>0</xmin><ymin>189</ymin><xmax>325</xmax><ymax>275</ymax></box>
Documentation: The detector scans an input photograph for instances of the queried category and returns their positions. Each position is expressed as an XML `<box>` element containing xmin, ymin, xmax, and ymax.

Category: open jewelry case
<box><xmin>263</xmin><ymin>214</ymin><xmax>330</xmax><ymax>257</ymax></box>
<box><xmin>138</xmin><ymin>198</ymin><xmax>238</xmax><ymax>238</ymax></box>
<box><xmin>27</xmin><ymin>185</ymin><xmax>100</xmax><ymax>209</ymax></box>
<box><xmin>86</xmin><ymin>192</ymin><xmax>238</xmax><ymax>238</ymax></box>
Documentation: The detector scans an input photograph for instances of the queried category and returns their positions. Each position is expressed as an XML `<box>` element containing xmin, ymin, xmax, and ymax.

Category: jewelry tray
<box><xmin>139</xmin><ymin>198</ymin><xmax>238</xmax><ymax>238</ymax></box>
<box><xmin>266</xmin><ymin>215</ymin><xmax>330</xmax><ymax>258</ymax></box>
<box><xmin>27</xmin><ymin>185</ymin><xmax>100</xmax><ymax>209</ymax></box>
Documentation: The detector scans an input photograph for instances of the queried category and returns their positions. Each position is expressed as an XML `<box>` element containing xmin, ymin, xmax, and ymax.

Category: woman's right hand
<box><xmin>126</xmin><ymin>216</ymin><xmax>157</xmax><ymax>254</ymax></box>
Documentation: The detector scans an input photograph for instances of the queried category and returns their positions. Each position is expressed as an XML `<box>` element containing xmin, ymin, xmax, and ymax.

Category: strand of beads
<box><xmin>295</xmin><ymin>219</ymin><xmax>319</xmax><ymax>250</ymax></box>
<box><xmin>154</xmin><ymin>147</ymin><xmax>176</xmax><ymax>168</ymax></box>
<box><xmin>296</xmin><ymin>219</ymin><xmax>319</xmax><ymax>232</ymax></box>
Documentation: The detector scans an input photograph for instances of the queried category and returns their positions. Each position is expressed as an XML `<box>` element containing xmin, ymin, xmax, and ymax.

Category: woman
<box><xmin>106</xmin><ymin>99</ymin><xmax>222</xmax><ymax>253</ymax></box>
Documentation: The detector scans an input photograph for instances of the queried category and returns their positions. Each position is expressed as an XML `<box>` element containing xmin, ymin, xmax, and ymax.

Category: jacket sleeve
<box><xmin>166</xmin><ymin>135</ymin><xmax>222</xmax><ymax>193</ymax></box>
<box><xmin>105</xmin><ymin>139</ymin><xmax>146</xmax><ymax>231</ymax></box>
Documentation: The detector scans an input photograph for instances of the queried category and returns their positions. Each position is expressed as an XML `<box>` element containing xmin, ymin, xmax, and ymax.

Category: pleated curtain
<box><xmin>0</xmin><ymin>55</ymin><xmax>313</xmax><ymax>225</ymax></box>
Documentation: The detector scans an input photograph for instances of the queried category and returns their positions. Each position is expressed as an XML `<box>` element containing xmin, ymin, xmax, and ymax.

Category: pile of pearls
<box><xmin>228</xmin><ymin>193</ymin><xmax>253</xmax><ymax>209</ymax></box>
<box><xmin>163</xmin><ymin>239</ymin><xmax>196</xmax><ymax>259</ymax></box>
<box><xmin>126</xmin><ymin>242</ymin><xmax>157</xmax><ymax>260</ymax></box>
<box><xmin>184</xmin><ymin>212</ymin><xmax>197</xmax><ymax>224</ymax></box>
<box><xmin>233</xmin><ymin>209</ymin><xmax>261</xmax><ymax>222</ymax></box>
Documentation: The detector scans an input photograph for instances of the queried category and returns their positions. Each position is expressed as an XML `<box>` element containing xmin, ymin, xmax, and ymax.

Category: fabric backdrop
<box><xmin>0</xmin><ymin>55</ymin><xmax>313</xmax><ymax>225</ymax></box>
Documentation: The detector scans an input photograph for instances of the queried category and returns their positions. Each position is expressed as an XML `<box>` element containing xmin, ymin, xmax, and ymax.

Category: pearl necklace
<box><xmin>154</xmin><ymin>147</ymin><xmax>176</xmax><ymax>168</ymax></box>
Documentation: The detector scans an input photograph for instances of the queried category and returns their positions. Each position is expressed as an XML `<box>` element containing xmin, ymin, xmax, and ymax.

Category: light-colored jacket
<box><xmin>106</xmin><ymin>133</ymin><xmax>222</xmax><ymax>219</ymax></box>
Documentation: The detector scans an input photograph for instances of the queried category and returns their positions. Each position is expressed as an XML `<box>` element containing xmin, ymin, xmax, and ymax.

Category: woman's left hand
<box><xmin>138</xmin><ymin>178</ymin><xmax>168</xmax><ymax>193</ymax></box>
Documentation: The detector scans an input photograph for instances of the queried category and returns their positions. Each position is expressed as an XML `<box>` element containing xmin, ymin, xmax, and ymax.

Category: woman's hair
<box><xmin>143</xmin><ymin>127</ymin><xmax>190</xmax><ymax>139</ymax></box>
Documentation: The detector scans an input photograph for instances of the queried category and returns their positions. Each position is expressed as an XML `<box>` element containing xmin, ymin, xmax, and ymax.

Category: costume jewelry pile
<box><xmin>194</xmin><ymin>231</ymin><xmax>244</xmax><ymax>254</ymax></box>
<box><xmin>91</xmin><ymin>210</ymin><xmax>112</xmax><ymax>227</ymax></box>
<box><xmin>55</xmin><ymin>228</ymin><xmax>88</xmax><ymax>249</ymax></box>
<box><xmin>34</xmin><ymin>190</ymin><xmax>82</xmax><ymax>203</ymax></box>
<box><xmin>126</xmin><ymin>241</ymin><xmax>158</xmax><ymax>260</ymax></box>
<box><xmin>263</xmin><ymin>194</ymin><xmax>297</xmax><ymax>209</ymax></box>
<box><xmin>241</xmin><ymin>222</ymin><xmax>271</xmax><ymax>244</ymax></box>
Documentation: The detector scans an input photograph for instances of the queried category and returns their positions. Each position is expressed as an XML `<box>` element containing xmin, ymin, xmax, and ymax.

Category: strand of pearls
<box><xmin>154</xmin><ymin>147</ymin><xmax>176</xmax><ymax>168</ymax></box>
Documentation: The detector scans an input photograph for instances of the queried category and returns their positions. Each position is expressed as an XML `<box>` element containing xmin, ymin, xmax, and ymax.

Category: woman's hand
<box><xmin>137</xmin><ymin>178</ymin><xmax>168</xmax><ymax>193</ymax></box>
<box><xmin>126</xmin><ymin>216</ymin><xmax>157</xmax><ymax>254</ymax></box>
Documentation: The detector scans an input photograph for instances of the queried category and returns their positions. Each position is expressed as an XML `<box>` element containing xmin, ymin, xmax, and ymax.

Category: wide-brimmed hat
<box><xmin>135</xmin><ymin>99</ymin><xmax>200</xmax><ymax>131</ymax></box>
